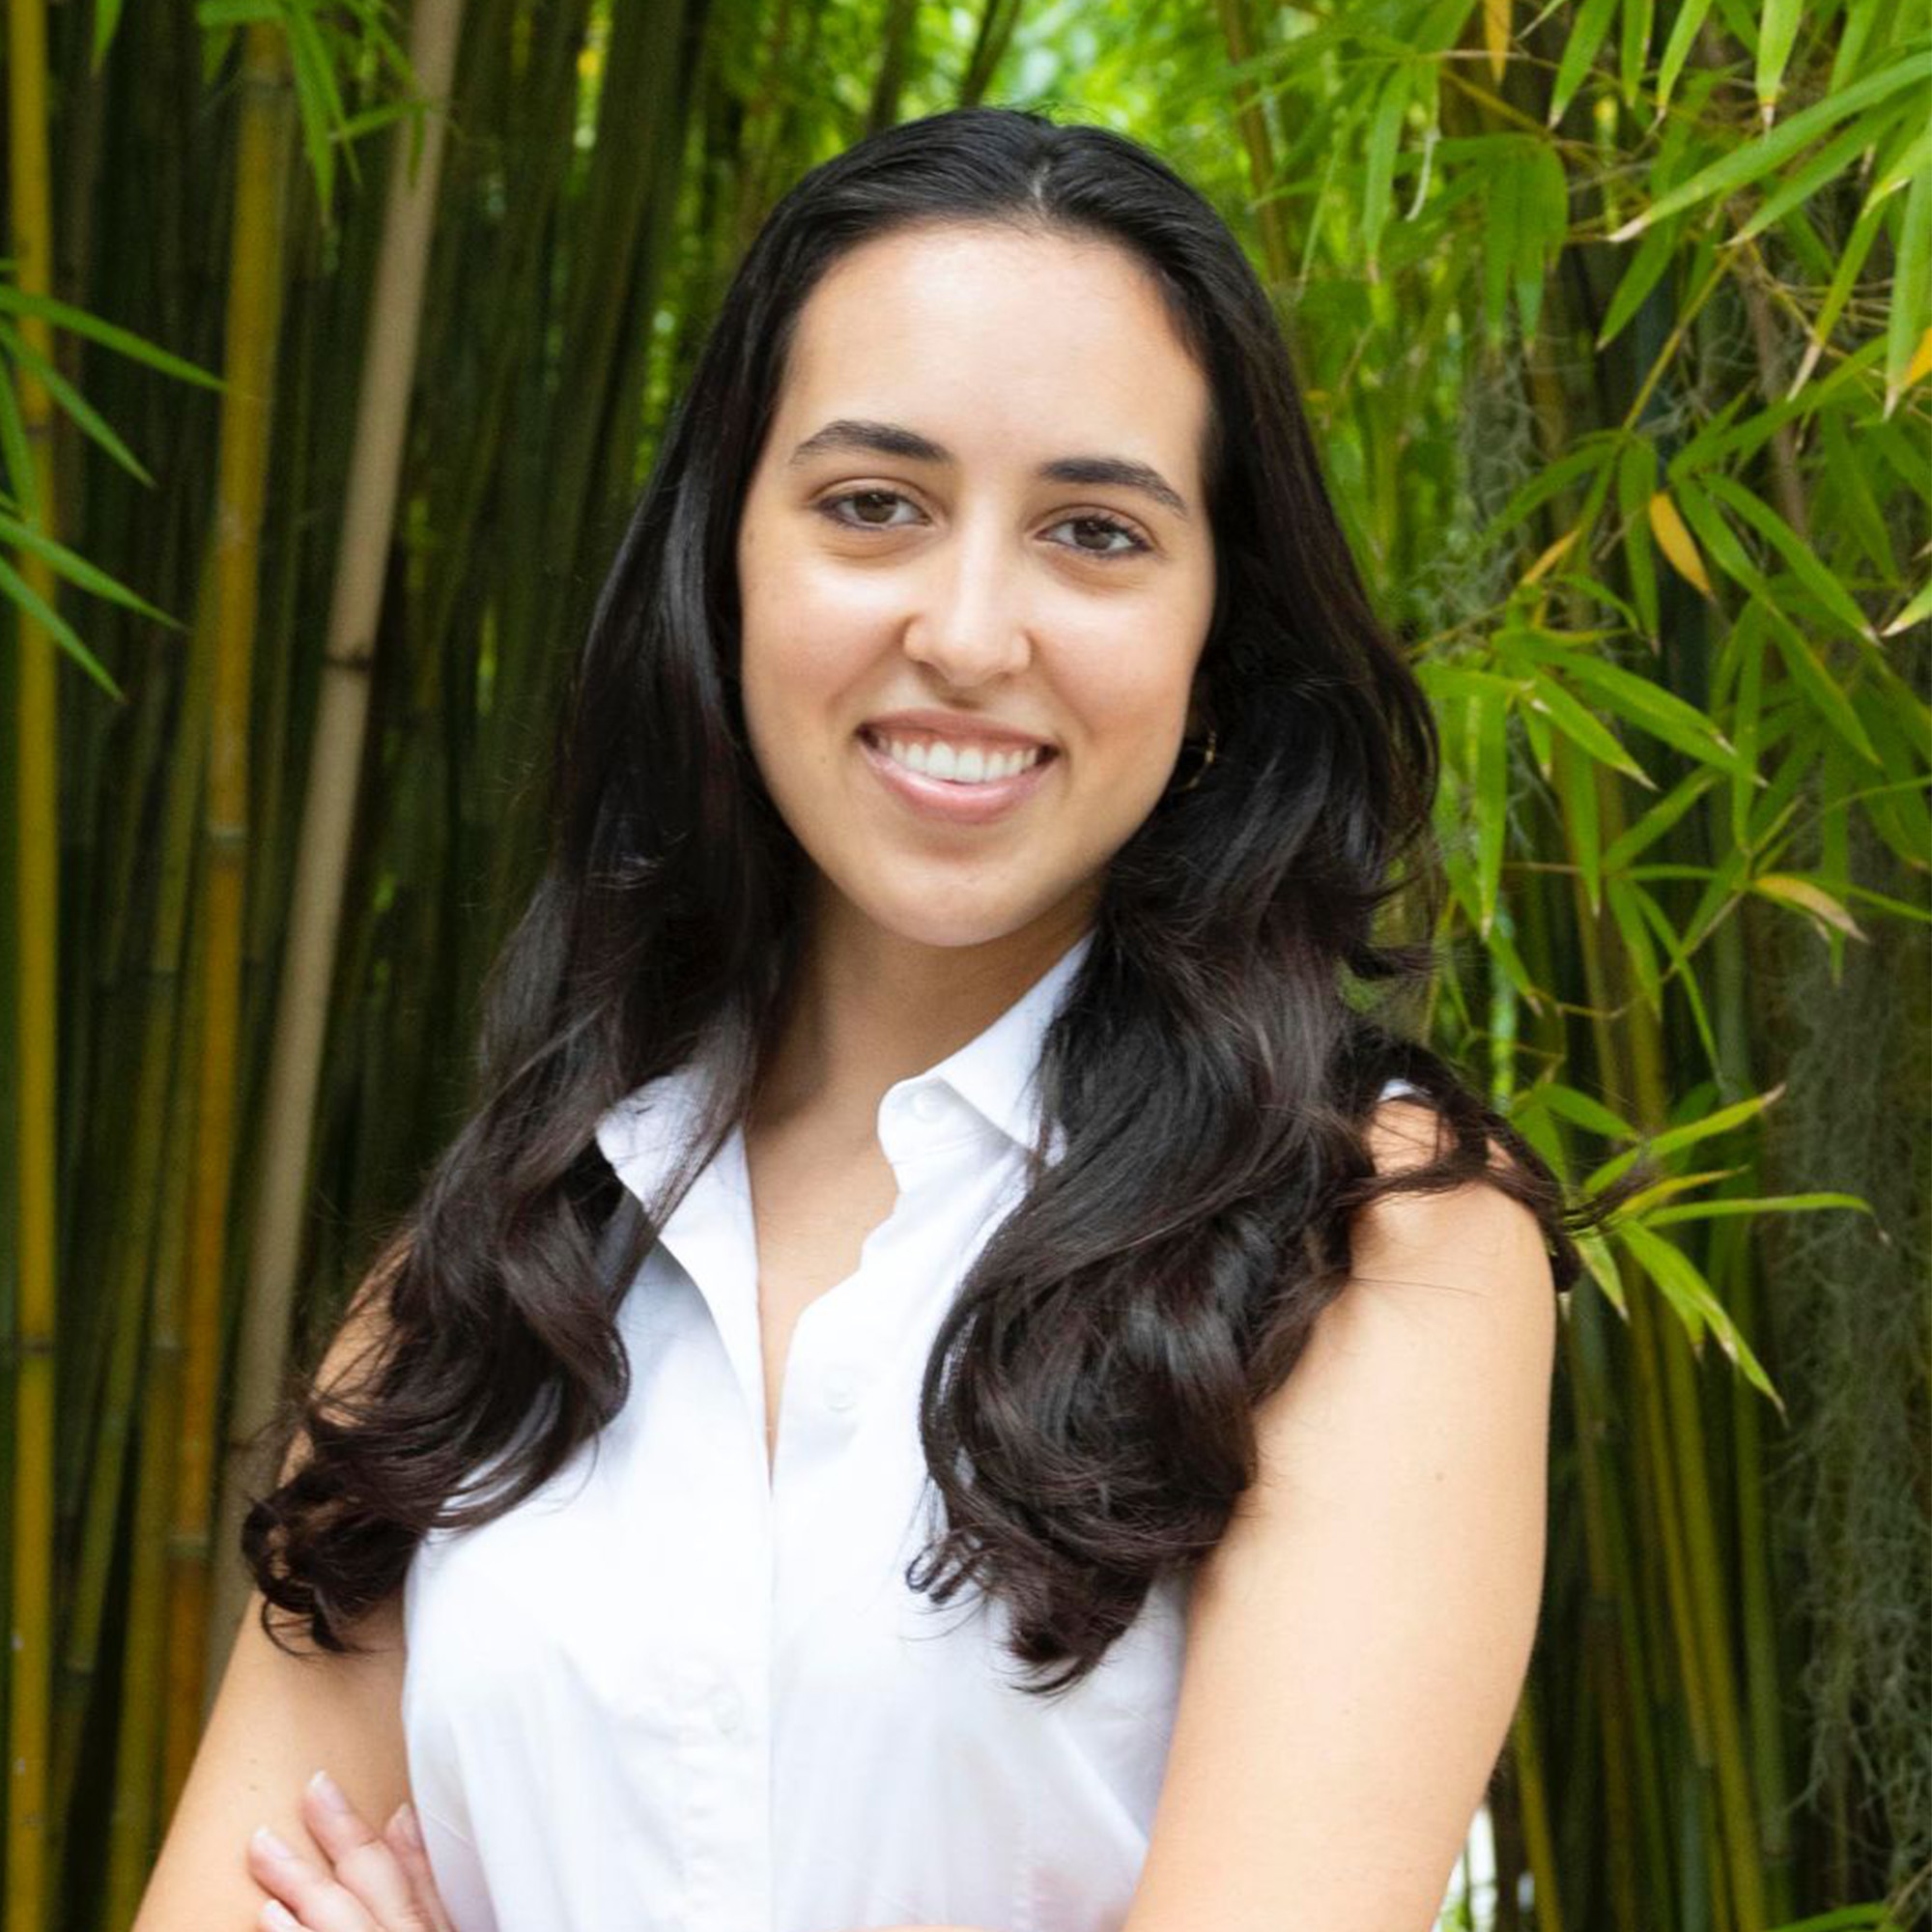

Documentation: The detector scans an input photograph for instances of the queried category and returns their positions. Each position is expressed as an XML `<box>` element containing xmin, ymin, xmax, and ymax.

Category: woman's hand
<box><xmin>244</xmin><ymin>1769</ymin><xmax>457</xmax><ymax>1931</ymax></box>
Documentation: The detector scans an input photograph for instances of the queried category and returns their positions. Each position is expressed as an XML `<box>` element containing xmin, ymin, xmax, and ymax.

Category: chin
<box><xmin>829</xmin><ymin>875</ymin><xmax>1064</xmax><ymax>953</ymax></box>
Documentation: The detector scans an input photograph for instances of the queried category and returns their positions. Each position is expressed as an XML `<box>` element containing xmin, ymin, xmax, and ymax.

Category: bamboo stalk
<box><xmin>1212</xmin><ymin>0</ymin><xmax>1293</xmax><ymax>298</ymax></box>
<box><xmin>6</xmin><ymin>0</ymin><xmax>64</xmax><ymax>1913</ymax></box>
<box><xmin>205</xmin><ymin>0</ymin><xmax>467</xmax><ymax>1681</ymax></box>
<box><xmin>108</xmin><ymin>894</ymin><xmax>205</xmax><ymax>1926</ymax></box>
<box><xmin>160</xmin><ymin>20</ymin><xmax>298</xmax><ymax>1811</ymax></box>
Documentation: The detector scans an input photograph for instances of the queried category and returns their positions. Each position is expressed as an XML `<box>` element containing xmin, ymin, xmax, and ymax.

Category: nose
<box><xmin>898</xmin><ymin>518</ymin><xmax>1035</xmax><ymax>688</ymax></box>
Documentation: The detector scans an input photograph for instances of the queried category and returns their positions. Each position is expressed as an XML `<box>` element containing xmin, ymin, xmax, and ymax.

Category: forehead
<box><xmin>771</xmin><ymin>224</ymin><xmax>1209</xmax><ymax>487</ymax></box>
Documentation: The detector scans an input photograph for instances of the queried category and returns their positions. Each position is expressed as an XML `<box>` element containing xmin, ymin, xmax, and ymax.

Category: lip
<box><xmin>856</xmin><ymin>725</ymin><xmax>1057</xmax><ymax>826</ymax></box>
<box><xmin>860</xmin><ymin>708</ymin><xmax>1054</xmax><ymax>753</ymax></box>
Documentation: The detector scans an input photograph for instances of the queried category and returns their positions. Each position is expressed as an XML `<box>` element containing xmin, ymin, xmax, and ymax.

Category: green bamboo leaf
<box><xmin>1609</xmin><ymin>50</ymin><xmax>1932</xmax><ymax>242</ymax></box>
<box><xmin>1533</xmin><ymin>1081</ymin><xmax>1637</xmax><ymax>1140</ymax></box>
<box><xmin>1598</xmin><ymin>218</ymin><xmax>1677</xmax><ymax>349</ymax></box>
<box><xmin>1485</xmin><ymin>438</ymin><xmax>1616</xmax><ymax>546</ymax></box>
<box><xmin>1363</xmin><ymin>60</ymin><xmax>1412</xmax><ymax>271</ymax></box>
<box><xmin>0</xmin><ymin>364</ymin><xmax>38</xmax><ymax>520</ymax></box>
<box><xmin>1631</xmin><ymin>877</ymin><xmax>1720</xmax><ymax>1069</ymax></box>
<box><xmin>1754</xmin><ymin>0</ymin><xmax>1803</xmax><ymax>124</ymax></box>
<box><xmin>0</xmin><ymin>508</ymin><xmax>181</xmax><ymax>625</ymax></box>
<box><xmin>1644</xmin><ymin>1191</ymin><xmax>1871</xmax><ymax>1227</ymax></box>
<box><xmin>1699</xmin><ymin>470</ymin><xmax>1878</xmax><ymax>645</ymax></box>
<box><xmin>1841</xmin><ymin>881</ymin><xmax>1932</xmax><ymax>925</ymax></box>
<box><xmin>1820</xmin><ymin>410</ymin><xmax>1900</xmax><ymax>583</ymax></box>
<box><xmin>1589</xmin><ymin>1085</ymin><xmax>1787</xmax><ymax>1194</ymax></box>
<box><xmin>0</xmin><ymin>284</ymin><xmax>223</xmax><ymax>389</ymax></box>
<box><xmin>1879</xmin><ymin>578</ymin><xmax>1932</xmax><ymax>636</ymax></box>
<box><xmin>1473</xmin><ymin>679</ymin><xmax>1510</xmax><ymax>938</ymax></box>
<box><xmin>1735</xmin><ymin>115</ymin><xmax>1889</xmax><ymax>243</ymax></box>
<box><xmin>1730</xmin><ymin>604</ymin><xmax>1769</xmax><ymax>848</ymax></box>
<box><xmin>1790</xmin><ymin>197</ymin><xmax>1888</xmax><ymax>396</ymax></box>
<box><xmin>1763</xmin><ymin>603</ymin><xmax>1881</xmax><ymax>767</ymax></box>
<box><xmin>0</xmin><ymin>319</ymin><xmax>154</xmax><ymax>486</ymax></box>
<box><xmin>1573</xmin><ymin>1226</ymin><xmax>1628</xmax><ymax>1314</ymax></box>
<box><xmin>0</xmin><ymin>552</ymin><xmax>125</xmax><ymax>700</ymax></box>
<box><xmin>285</xmin><ymin>1</ymin><xmax>343</xmax><ymax>221</ymax></box>
<box><xmin>1502</xmin><ymin>628</ymin><xmax>1744</xmax><ymax>773</ymax></box>
<box><xmin>1668</xmin><ymin>481</ymin><xmax>1881</xmax><ymax>766</ymax></box>
<box><xmin>1616</xmin><ymin>438</ymin><xmax>1660</xmax><ymax>631</ymax></box>
<box><xmin>1605</xmin><ymin>769</ymin><xmax>1723</xmax><ymax>874</ymax></box>
<box><xmin>1620</xmin><ymin>1167</ymin><xmax>1745</xmax><ymax>1217</ymax></box>
<box><xmin>1885</xmin><ymin>162</ymin><xmax>1930</xmax><ymax>417</ymax></box>
<box><xmin>1859</xmin><ymin>119</ymin><xmax>1930</xmax><ymax>213</ymax></box>
<box><xmin>1485</xmin><ymin>902</ymin><xmax>1544</xmax><ymax>1010</ymax></box>
<box><xmin>1515</xmin><ymin>143</ymin><xmax>1568</xmax><ymax>342</ymax></box>
<box><xmin>1653</xmin><ymin>0</ymin><xmax>1716</xmax><ymax>117</ymax></box>
<box><xmin>1843</xmin><ymin>693</ymin><xmax>1932</xmax><ymax>870</ymax></box>
<box><xmin>1618</xmin><ymin>0</ymin><xmax>1654</xmax><ymax>109</ymax></box>
<box><xmin>1605</xmin><ymin>873</ymin><xmax>1662</xmax><ymax>1009</ymax></box>
<box><xmin>1826</xmin><ymin>0</ymin><xmax>1881</xmax><ymax>95</ymax></box>
<box><xmin>1618</xmin><ymin>1219</ymin><xmax>1781</xmax><ymax>1406</ymax></box>
<box><xmin>1553</xmin><ymin>725</ymin><xmax>1605</xmax><ymax>913</ymax></box>
<box><xmin>1524</xmin><ymin>668</ymin><xmax>1653</xmax><ymax>785</ymax></box>
<box><xmin>1548</xmin><ymin>0</ymin><xmax>1618</xmax><ymax>126</ymax></box>
<box><xmin>1769</xmin><ymin>1905</ymin><xmax>1912</xmax><ymax>1932</ymax></box>
<box><xmin>1499</xmin><ymin>665</ymin><xmax>1542</xmax><ymax>764</ymax></box>
<box><xmin>1561</xmin><ymin>653</ymin><xmax>1747</xmax><ymax>773</ymax></box>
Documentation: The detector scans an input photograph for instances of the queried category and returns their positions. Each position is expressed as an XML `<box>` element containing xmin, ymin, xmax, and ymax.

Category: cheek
<box><xmin>739</xmin><ymin>570</ymin><xmax>870</xmax><ymax>748</ymax></box>
<box><xmin>1057</xmin><ymin>632</ymin><xmax>1199</xmax><ymax>758</ymax></box>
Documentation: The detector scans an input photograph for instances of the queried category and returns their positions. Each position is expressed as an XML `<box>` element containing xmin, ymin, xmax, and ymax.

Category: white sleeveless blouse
<box><xmin>402</xmin><ymin>930</ymin><xmax>1415</xmax><ymax>1930</ymax></box>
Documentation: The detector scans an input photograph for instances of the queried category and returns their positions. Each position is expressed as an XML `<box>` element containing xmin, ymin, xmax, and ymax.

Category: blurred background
<box><xmin>0</xmin><ymin>0</ymin><xmax>1926</xmax><ymax>1926</ymax></box>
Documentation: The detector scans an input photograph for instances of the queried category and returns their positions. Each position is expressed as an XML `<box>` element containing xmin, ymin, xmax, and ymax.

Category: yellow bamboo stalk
<box><xmin>160</xmin><ymin>20</ymin><xmax>297</xmax><ymax>1810</ymax></box>
<box><xmin>6</xmin><ymin>0</ymin><xmax>62</xmax><ymax>1917</ymax></box>
<box><xmin>1511</xmin><ymin>1682</ymin><xmax>1564</xmax><ymax>1932</ymax></box>
<box><xmin>206</xmin><ymin>0</ymin><xmax>467</xmax><ymax>1683</ymax></box>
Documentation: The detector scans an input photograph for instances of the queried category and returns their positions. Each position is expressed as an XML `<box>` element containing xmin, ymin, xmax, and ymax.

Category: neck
<box><xmin>753</xmin><ymin>885</ymin><xmax>1095</xmax><ymax>1143</ymax></box>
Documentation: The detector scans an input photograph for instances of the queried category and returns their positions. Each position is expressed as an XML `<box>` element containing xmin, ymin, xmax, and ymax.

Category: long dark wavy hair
<box><xmin>244</xmin><ymin>102</ymin><xmax>1622</xmax><ymax>1696</ymax></box>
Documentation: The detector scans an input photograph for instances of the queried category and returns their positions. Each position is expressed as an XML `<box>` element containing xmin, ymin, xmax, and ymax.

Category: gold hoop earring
<box><xmin>1171</xmin><ymin>726</ymin><xmax>1217</xmax><ymax>794</ymax></box>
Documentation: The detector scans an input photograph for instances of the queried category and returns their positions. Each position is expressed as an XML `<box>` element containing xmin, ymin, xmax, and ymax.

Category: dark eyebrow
<box><xmin>785</xmin><ymin>417</ymin><xmax>1191</xmax><ymax>521</ymax></box>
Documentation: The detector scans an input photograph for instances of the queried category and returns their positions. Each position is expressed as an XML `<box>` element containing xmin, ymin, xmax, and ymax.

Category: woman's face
<box><xmin>735</xmin><ymin>221</ymin><xmax>1218</xmax><ymax>952</ymax></box>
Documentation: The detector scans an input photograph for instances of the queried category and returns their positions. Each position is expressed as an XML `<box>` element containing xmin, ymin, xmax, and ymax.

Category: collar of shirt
<box><xmin>592</xmin><ymin>923</ymin><xmax>1095</xmax><ymax>1213</ymax></box>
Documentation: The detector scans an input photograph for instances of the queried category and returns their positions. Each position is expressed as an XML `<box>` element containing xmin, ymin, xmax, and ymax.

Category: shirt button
<box><xmin>709</xmin><ymin>1683</ymin><xmax>743</xmax><ymax>1732</ymax></box>
<box><xmin>910</xmin><ymin>1086</ymin><xmax>947</xmax><ymax>1123</ymax></box>
<box><xmin>824</xmin><ymin>1370</ymin><xmax>858</xmax><ymax>1411</ymax></box>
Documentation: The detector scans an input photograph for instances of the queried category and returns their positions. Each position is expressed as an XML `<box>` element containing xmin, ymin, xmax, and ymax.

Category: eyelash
<box><xmin>813</xmin><ymin>488</ymin><xmax>1152</xmax><ymax>561</ymax></box>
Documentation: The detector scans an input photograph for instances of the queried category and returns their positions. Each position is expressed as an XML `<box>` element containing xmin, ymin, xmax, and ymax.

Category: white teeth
<box><xmin>876</xmin><ymin>734</ymin><xmax>1043</xmax><ymax>785</ymax></box>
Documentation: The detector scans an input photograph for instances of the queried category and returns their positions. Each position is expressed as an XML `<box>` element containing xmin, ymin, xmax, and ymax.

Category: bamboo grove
<box><xmin>0</xmin><ymin>0</ymin><xmax>1925</xmax><ymax>1927</ymax></box>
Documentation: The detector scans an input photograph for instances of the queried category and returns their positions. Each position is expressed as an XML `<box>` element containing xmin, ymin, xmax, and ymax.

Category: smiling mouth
<box><xmin>857</xmin><ymin>724</ymin><xmax>1058</xmax><ymax>786</ymax></box>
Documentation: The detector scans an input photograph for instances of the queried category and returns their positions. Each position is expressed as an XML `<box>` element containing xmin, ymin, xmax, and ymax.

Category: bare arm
<box><xmin>133</xmin><ymin>1255</ymin><xmax>414</xmax><ymax>1929</ymax></box>
<box><xmin>1120</xmin><ymin>1100</ymin><xmax>1558</xmax><ymax>1932</ymax></box>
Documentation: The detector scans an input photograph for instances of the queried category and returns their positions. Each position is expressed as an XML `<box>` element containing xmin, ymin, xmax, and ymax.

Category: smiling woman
<box><xmin>140</xmin><ymin>104</ymin><xmax>1613</xmax><ymax>1932</ymax></box>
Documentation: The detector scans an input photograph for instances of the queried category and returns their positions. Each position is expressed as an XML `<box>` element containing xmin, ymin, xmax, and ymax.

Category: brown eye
<box><xmin>817</xmin><ymin>489</ymin><xmax>919</xmax><ymax>529</ymax></box>
<box><xmin>1051</xmin><ymin>513</ymin><xmax>1150</xmax><ymax>559</ymax></box>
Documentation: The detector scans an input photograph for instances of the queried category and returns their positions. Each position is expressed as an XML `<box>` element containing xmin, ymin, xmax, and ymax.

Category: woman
<box><xmin>139</xmin><ymin>104</ymin><xmax>1597</xmax><ymax>1932</ymax></box>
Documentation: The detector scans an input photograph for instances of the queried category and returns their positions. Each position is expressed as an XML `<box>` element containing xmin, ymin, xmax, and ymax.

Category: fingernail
<box><xmin>309</xmin><ymin>1767</ymin><xmax>350</xmax><ymax>1814</ymax></box>
<box><xmin>251</xmin><ymin>1824</ymin><xmax>294</xmax><ymax>1861</ymax></box>
<box><xmin>262</xmin><ymin>1902</ymin><xmax>299</xmax><ymax>1931</ymax></box>
<box><xmin>391</xmin><ymin>1800</ymin><xmax>424</xmax><ymax>1849</ymax></box>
